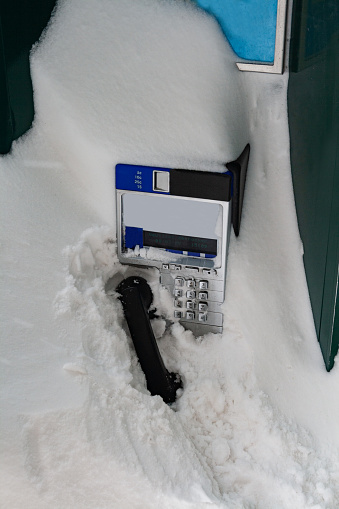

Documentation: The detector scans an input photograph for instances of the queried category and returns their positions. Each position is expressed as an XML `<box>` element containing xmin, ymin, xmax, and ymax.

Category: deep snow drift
<box><xmin>1</xmin><ymin>0</ymin><xmax>339</xmax><ymax>508</ymax></box>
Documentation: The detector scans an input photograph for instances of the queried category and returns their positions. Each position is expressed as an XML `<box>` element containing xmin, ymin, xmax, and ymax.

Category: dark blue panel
<box><xmin>116</xmin><ymin>164</ymin><xmax>170</xmax><ymax>193</ymax></box>
<box><xmin>125</xmin><ymin>226</ymin><xmax>143</xmax><ymax>249</ymax></box>
<box><xmin>167</xmin><ymin>250</ymin><xmax>184</xmax><ymax>255</ymax></box>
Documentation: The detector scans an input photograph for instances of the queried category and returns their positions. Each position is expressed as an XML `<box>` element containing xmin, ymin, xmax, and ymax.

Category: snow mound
<box><xmin>2</xmin><ymin>0</ymin><xmax>339</xmax><ymax>507</ymax></box>
<box><xmin>21</xmin><ymin>227</ymin><xmax>339</xmax><ymax>508</ymax></box>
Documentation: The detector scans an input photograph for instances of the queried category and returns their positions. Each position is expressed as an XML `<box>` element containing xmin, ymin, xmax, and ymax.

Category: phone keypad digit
<box><xmin>198</xmin><ymin>302</ymin><xmax>208</xmax><ymax>312</ymax></box>
<box><xmin>198</xmin><ymin>313</ymin><xmax>207</xmax><ymax>322</ymax></box>
<box><xmin>186</xmin><ymin>300</ymin><xmax>195</xmax><ymax>310</ymax></box>
<box><xmin>186</xmin><ymin>290</ymin><xmax>196</xmax><ymax>299</ymax></box>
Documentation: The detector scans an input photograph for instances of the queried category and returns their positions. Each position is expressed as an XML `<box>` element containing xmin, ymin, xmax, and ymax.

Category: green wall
<box><xmin>288</xmin><ymin>0</ymin><xmax>339</xmax><ymax>370</ymax></box>
<box><xmin>0</xmin><ymin>0</ymin><xmax>56</xmax><ymax>154</ymax></box>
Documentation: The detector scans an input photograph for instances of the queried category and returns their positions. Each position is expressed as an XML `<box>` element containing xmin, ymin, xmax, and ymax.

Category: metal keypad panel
<box><xmin>160</xmin><ymin>264</ymin><xmax>224</xmax><ymax>335</ymax></box>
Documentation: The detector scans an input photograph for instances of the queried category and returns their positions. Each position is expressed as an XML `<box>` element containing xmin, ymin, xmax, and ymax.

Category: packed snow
<box><xmin>1</xmin><ymin>0</ymin><xmax>338</xmax><ymax>508</ymax></box>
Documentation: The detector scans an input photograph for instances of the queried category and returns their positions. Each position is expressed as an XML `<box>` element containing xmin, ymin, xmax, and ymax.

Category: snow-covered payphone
<box><xmin>115</xmin><ymin>144</ymin><xmax>250</xmax><ymax>337</ymax></box>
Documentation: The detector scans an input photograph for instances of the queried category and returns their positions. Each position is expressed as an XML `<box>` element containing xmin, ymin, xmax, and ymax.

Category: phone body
<box><xmin>115</xmin><ymin>163</ymin><xmax>236</xmax><ymax>336</ymax></box>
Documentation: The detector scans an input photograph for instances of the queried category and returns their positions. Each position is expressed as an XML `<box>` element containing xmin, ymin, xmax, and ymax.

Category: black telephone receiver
<box><xmin>112</xmin><ymin>276</ymin><xmax>182</xmax><ymax>404</ymax></box>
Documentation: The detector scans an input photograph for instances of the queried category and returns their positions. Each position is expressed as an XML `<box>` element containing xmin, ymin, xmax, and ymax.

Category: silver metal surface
<box><xmin>116</xmin><ymin>188</ymin><xmax>231</xmax><ymax>336</ymax></box>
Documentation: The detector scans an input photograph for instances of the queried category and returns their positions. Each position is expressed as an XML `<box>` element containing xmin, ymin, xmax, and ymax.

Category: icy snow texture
<box><xmin>1</xmin><ymin>0</ymin><xmax>339</xmax><ymax>508</ymax></box>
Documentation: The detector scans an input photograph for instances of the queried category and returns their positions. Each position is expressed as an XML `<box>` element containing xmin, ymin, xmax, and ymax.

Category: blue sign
<box><xmin>195</xmin><ymin>0</ymin><xmax>278</xmax><ymax>63</ymax></box>
<box><xmin>115</xmin><ymin>164</ymin><xmax>170</xmax><ymax>193</ymax></box>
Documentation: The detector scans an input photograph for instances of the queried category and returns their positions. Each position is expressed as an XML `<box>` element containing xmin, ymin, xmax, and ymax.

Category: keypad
<box><xmin>171</xmin><ymin>274</ymin><xmax>219</xmax><ymax>327</ymax></box>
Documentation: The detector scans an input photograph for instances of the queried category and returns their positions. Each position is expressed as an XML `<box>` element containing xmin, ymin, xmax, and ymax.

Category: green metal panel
<box><xmin>288</xmin><ymin>0</ymin><xmax>339</xmax><ymax>370</ymax></box>
<box><xmin>0</xmin><ymin>0</ymin><xmax>56</xmax><ymax>154</ymax></box>
<box><xmin>0</xmin><ymin>16</ymin><xmax>13</xmax><ymax>154</ymax></box>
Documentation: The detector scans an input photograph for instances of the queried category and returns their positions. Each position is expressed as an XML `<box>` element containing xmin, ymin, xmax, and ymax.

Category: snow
<box><xmin>1</xmin><ymin>0</ymin><xmax>339</xmax><ymax>508</ymax></box>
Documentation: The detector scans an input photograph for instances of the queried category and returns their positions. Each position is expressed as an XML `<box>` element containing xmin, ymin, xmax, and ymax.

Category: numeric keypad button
<box><xmin>186</xmin><ymin>290</ymin><xmax>196</xmax><ymax>299</ymax></box>
<box><xmin>199</xmin><ymin>280</ymin><xmax>208</xmax><ymax>290</ymax></box>
<box><xmin>186</xmin><ymin>279</ymin><xmax>196</xmax><ymax>288</ymax></box>
<box><xmin>198</xmin><ymin>302</ymin><xmax>208</xmax><ymax>312</ymax></box>
<box><xmin>198</xmin><ymin>291</ymin><xmax>208</xmax><ymax>300</ymax></box>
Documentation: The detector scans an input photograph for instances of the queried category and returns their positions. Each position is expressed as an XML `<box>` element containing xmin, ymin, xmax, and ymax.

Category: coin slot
<box><xmin>153</xmin><ymin>171</ymin><xmax>170</xmax><ymax>192</ymax></box>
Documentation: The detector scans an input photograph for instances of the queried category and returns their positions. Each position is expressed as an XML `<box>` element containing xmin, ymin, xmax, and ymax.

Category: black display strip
<box><xmin>170</xmin><ymin>169</ymin><xmax>231</xmax><ymax>202</ymax></box>
<box><xmin>143</xmin><ymin>230</ymin><xmax>217</xmax><ymax>255</ymax></box>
